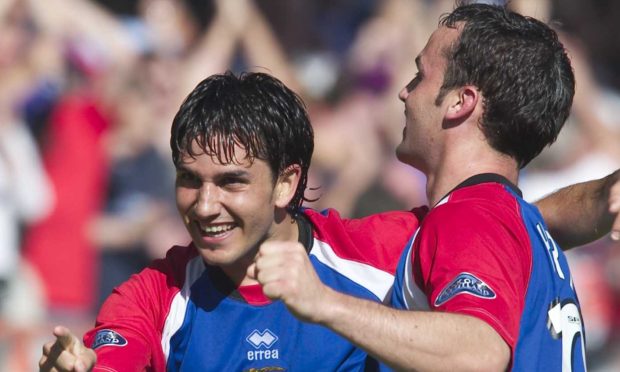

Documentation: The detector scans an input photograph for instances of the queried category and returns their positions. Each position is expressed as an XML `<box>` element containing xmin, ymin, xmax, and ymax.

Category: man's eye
<box><xmin>176</xmin><ymin>172</ymin><xmax>199</xmax><ymax>186</ymax></box>
<box><xmin>221</xmin><ymin>177</ymin><xmax>246</xmax><ymax>186</ymax></box>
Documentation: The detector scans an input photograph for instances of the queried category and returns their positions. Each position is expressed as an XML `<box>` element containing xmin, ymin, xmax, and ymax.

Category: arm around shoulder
<box><xmin>536</xmin><ymin>169</ymin><xmax>620</xmax><ymax>248</ymax></box>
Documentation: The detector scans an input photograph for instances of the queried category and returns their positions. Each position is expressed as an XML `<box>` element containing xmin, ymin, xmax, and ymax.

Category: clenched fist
<box><xmin>248</xmin><ymin>241</ymin><xmax>336</xmax><ymax>323</ymax></box>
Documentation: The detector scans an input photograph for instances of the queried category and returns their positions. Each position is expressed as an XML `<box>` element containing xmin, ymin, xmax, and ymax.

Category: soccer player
<box><xmin>250</xmin><ymin>1</ymin><xmax>619</xmax><ymax>371</ymax></box>
<box><xmin>39</xmin><ymin>71</ymin><xmax>419</xmax><ymax>371</ymax></box>
<box><xmin>40</xmin><ymin>69</ymin><xmax>618</xmax><ymax>370</ymax></box>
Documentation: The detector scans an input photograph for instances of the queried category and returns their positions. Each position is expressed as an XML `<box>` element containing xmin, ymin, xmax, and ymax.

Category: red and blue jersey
<box><xmin>84</xmin><ymin>208</ymin><xmax>421</xmax><ymax>371</ymax></box>
<box><xmin>390</xmin><ymin>174</ymin><xmax>586</xmax><ymax>371</ymax></box>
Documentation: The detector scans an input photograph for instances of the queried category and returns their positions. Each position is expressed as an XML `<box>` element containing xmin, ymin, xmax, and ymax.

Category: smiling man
<box><xmin>39</xmin><ymin>72</ymin><xmax>423</xmax><ymax>371</ymax></box>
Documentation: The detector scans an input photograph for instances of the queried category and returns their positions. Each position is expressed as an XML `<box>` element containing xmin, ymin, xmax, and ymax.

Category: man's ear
<box><xmin>445</xmin><ymin>85</ymin><xmax>478</xmax><ymax>120</ymax></box>
<box><xmin>274</xmin><ymin>164</ymin><xmax>302</xmax><ymax>208</ymax></box>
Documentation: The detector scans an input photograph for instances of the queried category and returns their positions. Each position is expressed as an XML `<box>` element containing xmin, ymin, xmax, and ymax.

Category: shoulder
<box><xmin>303</xmin><ymin>208</ymin><xmax>423</xmax><ymax>274</ymax></box>
<box><xmin>149</xmin><ymin>244</ymin><xmax>201</xmax><ymax>284</ymax></box>
<box><xmin>97</xmin><ymin>244</ymin><xmax>200</xmax><ymax>317</ymax></box>
<box><xmin>417</xmin><ymin>183</ymin><xmax>532</xmax><ymax>262</ymax></box>
<box><xmin>304</xmin><ymin>207</ymin><xmax>421</xmax><ymax>246</ymax></box>
<box><xmin>426</xmin><ymin>183</ymin><xmax>522</xmax><ymax>230</ymax></box>
<box><xmin>304</xmin><ymin>207</ymin><xmax>422</xmax><ymax>236</ymax></box>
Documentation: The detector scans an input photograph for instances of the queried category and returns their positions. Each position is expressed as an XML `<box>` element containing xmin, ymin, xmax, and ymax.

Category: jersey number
<box><xmin>547</xmin><ymin>300</ymin><xmax>586</xmax><ymax>372</ymax></box>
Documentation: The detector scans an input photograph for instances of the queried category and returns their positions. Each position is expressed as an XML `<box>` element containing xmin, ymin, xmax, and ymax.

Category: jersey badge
<box><xmin>434</xmin><ymin>272</ymin><xmax>496</xmax><ymax>307</ymax></box>
<box><xmin>91</xmin><ymin>329</ymin><xmax>128</xmax><ymax>349</ymax></box>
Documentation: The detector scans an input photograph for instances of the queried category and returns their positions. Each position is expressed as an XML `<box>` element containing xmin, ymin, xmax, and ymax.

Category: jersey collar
<box><xmin>435</xmin><ymin>173</ymin><xmax>522</xmax><ymax>207</ymax></box>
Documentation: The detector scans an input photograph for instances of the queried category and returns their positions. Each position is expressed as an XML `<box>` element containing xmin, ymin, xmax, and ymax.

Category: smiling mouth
<box><xmin>199</xmin><ymin>223</ymin><xmax>236</xmax><ymax>237</ymax></box>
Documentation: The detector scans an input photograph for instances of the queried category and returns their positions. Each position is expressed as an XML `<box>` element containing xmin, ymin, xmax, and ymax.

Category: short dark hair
<box><xmin>170</xmin><ymin>72</ymin><xmax>314</xmax><ymax>213</ymax></box>
<box><xmin>438</xmin><ymin>0</ymin><xmax>574</xmax><ymax>168</ymax></box>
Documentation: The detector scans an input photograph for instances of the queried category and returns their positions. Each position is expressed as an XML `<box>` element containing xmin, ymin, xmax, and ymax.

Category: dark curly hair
<box><xmin>170</xmin><ymin>72</ymin><xmax>314</xmax><ymax>214</ymax></box>
<box><xmin>437</xmin><ymin>0</ymin><xmax>574</xmax><ymax>168</ymax></box>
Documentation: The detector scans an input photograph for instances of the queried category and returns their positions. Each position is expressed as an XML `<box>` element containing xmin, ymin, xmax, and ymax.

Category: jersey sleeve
<box><xmin>83</xmin><ymin>246</ymin><xmax>192</xmax><ymax>371</ymax></box>
<box><xmin>414</xmin><ymin>200</ymin><xmax>531</xmax><ymax>349</ymax></box>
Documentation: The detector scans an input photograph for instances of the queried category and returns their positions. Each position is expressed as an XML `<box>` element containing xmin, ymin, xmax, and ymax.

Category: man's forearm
<box><xmin>316</xmin><ymin>288</ymin><xmax>509</xmax><ymax>372</ymax></box>
<box><xmin>253</xmin><ymin>241</ymin><xmax>509</xmax><ymax>371</ymax></box>
<box><xmin>535</xmin><ymin>170</ymin><xmax>619</xmax><ymax>249</ymax></box>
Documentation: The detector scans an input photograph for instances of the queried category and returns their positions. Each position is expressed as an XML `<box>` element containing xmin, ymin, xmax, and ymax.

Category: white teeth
<box><xmin>202</xmin><ymin>224</ymin><xmax>235</xmax><ymax>234</ymax></box>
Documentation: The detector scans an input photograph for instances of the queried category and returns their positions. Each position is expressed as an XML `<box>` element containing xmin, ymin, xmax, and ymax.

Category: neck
<box><xmin>425</xmin><ymin>148</ymin><xmax>519</xmax><ymax>207</ymax></box>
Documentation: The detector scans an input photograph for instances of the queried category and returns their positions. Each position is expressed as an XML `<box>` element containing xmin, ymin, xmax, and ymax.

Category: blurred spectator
<box><xmin>22</xmin><ymin>81</ymin><xmax>111</xmax><ymax>315</ymax></box>
<box><xmin>88</xmin><ymin>58</ymin><xmax>186</xmax><ymax>310</ymax></box>
<box><xmin>0</xmin><ymin>2</ymin><xmax>55</xmax><ymax>370</ymax></box>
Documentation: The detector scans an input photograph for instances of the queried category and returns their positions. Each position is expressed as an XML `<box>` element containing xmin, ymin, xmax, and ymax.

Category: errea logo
<box><xmin>246</xmin><ymin>329</ymin><xmax>280</xmax><ymax>361</ymax></box>
<box><xmin>246</xmin><ymin>329</ymin><xmax>278</xmax><ymax>349</ymax></box>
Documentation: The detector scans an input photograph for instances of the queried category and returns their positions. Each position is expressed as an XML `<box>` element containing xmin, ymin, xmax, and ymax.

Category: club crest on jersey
<box><xmin>91</xmin><ymin>329</ymin><xmax>128</xmax><ymax>349</ymax></box>
<box><xmin>434</xmin><ymin>272</ymin><xmax>496</xmax><ymax>307</ymax></box>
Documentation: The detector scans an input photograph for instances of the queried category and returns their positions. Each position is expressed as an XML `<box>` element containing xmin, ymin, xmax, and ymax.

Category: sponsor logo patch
<box><xmin>91</xmin><ymin>329</ymin><xmax>128</xmax><ymax>349</ymax></box>
<box><xmin>246</xmin><ymin>329</ymin><xmax>278</xmax><ymax>349</ymax></box>
<box><xmin>434</xmin><ymin>272</ymin><xmax>496</xmax><ymax>307</ymax></box>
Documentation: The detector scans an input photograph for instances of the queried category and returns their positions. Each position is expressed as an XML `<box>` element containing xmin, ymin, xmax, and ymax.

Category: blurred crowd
<box><xmin>0</xmin><ymin>0</ymin><xmax>618</xmax><ymax>370</ymax></box>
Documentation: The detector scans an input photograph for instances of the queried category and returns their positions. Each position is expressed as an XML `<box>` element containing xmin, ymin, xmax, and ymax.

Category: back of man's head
<box><xmin>170</xmin><ymin>71</ymin><xmax>314</xmax><ymax>212</ymax></box>
<box><xmin>438</xmin><ymin>0</ymin><xmax>574</xmax><ymax>168</ymax></box>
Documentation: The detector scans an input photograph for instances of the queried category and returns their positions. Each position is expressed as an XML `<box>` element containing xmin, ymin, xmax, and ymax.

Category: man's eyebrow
<box><xmin>219</xmin><ymin>169</ymin><xmax>250</xmax><ymax>178</ymax></box>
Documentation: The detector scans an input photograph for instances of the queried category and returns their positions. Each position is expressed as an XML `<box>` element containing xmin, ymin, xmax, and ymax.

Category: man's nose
<box><xmin>192</xmin><ymin>183</ymin><xmax>221</xmax><ymax>218</ymax></box>
<box><xmin>398</xmin><ymin>86</ymin><xmax>409</xmax><ymax>102</ymax></box>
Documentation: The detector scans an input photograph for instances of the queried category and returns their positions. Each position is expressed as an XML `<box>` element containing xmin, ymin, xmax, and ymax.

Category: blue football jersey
<box><xmin>389</xmin><ymin>174</ymin><xmax>586</xmax><ymax>371</ymax></box>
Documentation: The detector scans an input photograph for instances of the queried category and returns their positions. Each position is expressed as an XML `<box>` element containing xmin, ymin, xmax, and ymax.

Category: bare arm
<box><xmin>535</xmin><ymin>169</ymin><xmax>620</xmax><ymax>248</ymax></box>
<box><xmin>235</xmin><ymin>0</ymin><xmax>301</xmax><ymax>92</ymax></box>
<box><xmin>249</xmin><ymin>242</ymin><xmax>509</xmax><ymax>371</ymax></box>
<box><xmin>317</xmin><ymin>288</ymin><xmax>509</xmax><ymax>371</ymax></box>
<box><xmin>179</xmin><ymin>0</ymin><xmax>242</xmax><ymax>96</ymax></box>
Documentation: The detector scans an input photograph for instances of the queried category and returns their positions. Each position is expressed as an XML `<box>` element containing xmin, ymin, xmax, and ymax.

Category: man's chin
<box><xmin>199</xmin><ymin>252</ymin><xmax>238</xmax><ymax>269</ymax></box>
<box><xmin>395</xmin><ymin>145</ymin><xmax>410</xmax><ymax>164</ymax></box>
<box><xmin>395</xmin><ymin>147</ymin><xmax>424</xmax><ymax>171</ymax></box>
